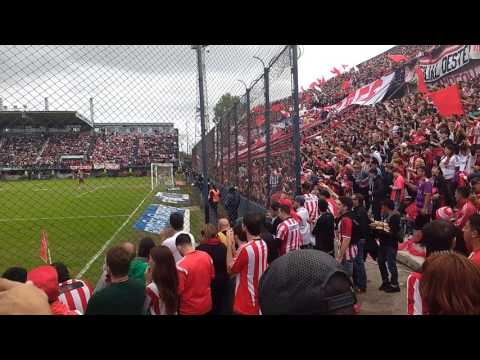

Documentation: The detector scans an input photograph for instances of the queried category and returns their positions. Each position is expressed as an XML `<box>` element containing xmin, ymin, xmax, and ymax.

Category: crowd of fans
<box><xmin>303</xmin><ymin>45</ymin><xmax>435</xmax><ymax>108</ymax></box>
<box><xmin>0</xmin><ymin>135</ymin><xmax>46</xmax><ymax>167</ymax></box>
<box><xmin>90</xmin><ymin>133</ymin><xmax>138</xmax><ymax>167</ymax></box>
<box><xmin>0</xmin><ymin>132</ymin><xmax>178</xmax><ymax>169</ymax></box>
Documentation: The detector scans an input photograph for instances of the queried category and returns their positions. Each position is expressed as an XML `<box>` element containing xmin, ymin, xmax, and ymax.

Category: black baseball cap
<box><xmin>259</xmin><ymin>250</ymin><xmax>357</xmax><ymax>315</ymax></box>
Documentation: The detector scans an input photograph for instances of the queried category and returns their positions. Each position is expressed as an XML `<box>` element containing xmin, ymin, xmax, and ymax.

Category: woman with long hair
<box><xmin>420</xmin><ymin>251</ymin><xmax>480</xmax><ymax>315</ymax></box>
<box><xmin>144</xmin><ymin>246</ymin><xmax>179</xmax><ymax>315</ymax></box>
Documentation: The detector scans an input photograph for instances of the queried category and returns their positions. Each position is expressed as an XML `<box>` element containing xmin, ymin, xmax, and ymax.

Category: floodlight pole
<box><xmin>194</xmin><ymin>45</ymin><xmax>210</xmax><ymax>224</ymax></box>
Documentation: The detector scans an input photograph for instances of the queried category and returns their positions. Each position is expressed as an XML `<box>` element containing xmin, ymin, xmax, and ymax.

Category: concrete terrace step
<box><xmin>397</xmin><ymin>250</ymin><xmax>424</xmax><ymax>272</ymax></box>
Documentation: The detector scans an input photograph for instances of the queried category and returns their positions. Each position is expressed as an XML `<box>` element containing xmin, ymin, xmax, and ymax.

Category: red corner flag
<box><xmin>40</xmin><ymin>229</ymin><xmax>50</xmax><ymax>264</ymax></box>
<box><xmin>415</xmin><ymin>66</ymin><xmax>429</xmax><ymax>95</ymax></box>
<box><xmin>330</xmin><ymin>67</ymin><xmax>341</xmax><ymax>77</ymax></box>
<box><xmin>429</xmin><ymin>84</ymin><xmax>465</xmax><ymax>118</ymax></box>
<box><xmin>388</xmin><ymin>54</ymin><xmax>408</xmax><ymax>63</ymax></box>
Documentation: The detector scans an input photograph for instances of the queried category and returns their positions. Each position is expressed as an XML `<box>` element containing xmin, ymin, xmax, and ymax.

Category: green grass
<box><xmin>0</xmin><ymin>176</ymin><xmax>204</xmax><ymax>284</ymax></box>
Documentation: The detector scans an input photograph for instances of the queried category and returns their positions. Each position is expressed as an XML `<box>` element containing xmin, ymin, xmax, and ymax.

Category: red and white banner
<box><xmin>70</xmin><ymin>165</ymin><xmax>92</xmax><ymax>171</ymax></box>
<box><xmin>322</xmin><ymin>72</ymin><xmax>395</xmax><ymax>113</ymax></box>
<box><xmin>93</xmin><ymin>163</ymin><xmax>105</xmax><ymax>170</ymax></box>
<box><xmin>104</xmin><ymin>163</ymin><xmax>120</xmax><ymax>170</ymax></box>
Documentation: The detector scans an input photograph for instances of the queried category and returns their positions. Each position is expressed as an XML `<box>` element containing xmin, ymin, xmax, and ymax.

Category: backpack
<box><xmin>340</xmin><ymin>211</ymin><xmax>362</xmax><ymax>245</ymax></box>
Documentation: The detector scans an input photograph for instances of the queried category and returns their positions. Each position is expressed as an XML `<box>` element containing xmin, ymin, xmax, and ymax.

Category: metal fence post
<box><xmin>215</xmin><ymin>124</ymin><xmax>220</xmax><ymax>181</ymax></box>
<box><xmin>246</xmin><ymin>88</ymin><xmax>252</xmax><ymax>211</ymax></box>
<box><xmin>234</xmin><ymin>102</ymin><xmax>239</xmax><ymax>187</ymax></box>
<box><xmin>220</xmin><ymin>116</ymin><xmax>224</xmax><ymax>184</ymax></box>
<box><xmin>227</xmin><ymin>109</ymin><xmax>231</xmax><ymax>185</ymax></box>
<box><xmin>195</xmin><ymin>45</ymin><xmax>210</xmax><ymax>224</ymax></box>
<box><xmin>290</xmin><ymin>45</ymin><xmax>302</xmax><ymax>196</ymax></box>
<box><xmin>264</xmin><ymin>67</ymin><xmax>271</xmax><ymax>209</ymax></box>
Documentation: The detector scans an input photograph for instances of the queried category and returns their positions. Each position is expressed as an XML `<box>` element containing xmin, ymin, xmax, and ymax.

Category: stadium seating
<box><xmin>0</xmin><ymin>132</ymin><xmax>178</xmax><ymax>169</ymax></box>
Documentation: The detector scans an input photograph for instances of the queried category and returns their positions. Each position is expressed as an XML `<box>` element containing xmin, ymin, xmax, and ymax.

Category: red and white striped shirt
<box><xmin>276</xmin><ymin>217</ymin><xmax>302</xmax><ymax>256</ymax></box>
<box><xmin>230</xmin><ymin>239</ymin><xmax>268</xmax><ymax>315</ymax></box>
<box><xmin>406</xmin><ymin>272</ymin><xmax>427</xmax><ymax>315</ymax></box>
<box><xmin>327</xmin><ymin>198</ymin><xmax>339</xmax><ymax>219</ymax></box>
<box><xmin>471</xmin><ymin>121</ymin><xmax>480</xmax><ymax>145</ymax></box>
<box><xmin>304</xmin><ymin>193</ymin><xmax>319</xmax><ymax>224</ymax></box>
<box><xmin>336</xmin><ymin>216</ymin><xmax>357</xmax><ymax>261</ymax></box>
<box><xmin>144</xmin><ymin>282</ymin><xmax>176</xmax><ymax>315</ymax></box>
<box><xmin>58</xmin><ymin>279</ymin><xmax>93</xmax><ymax>314</ymax></box>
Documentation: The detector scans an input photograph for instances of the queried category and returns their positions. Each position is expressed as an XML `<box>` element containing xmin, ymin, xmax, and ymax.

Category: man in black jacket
<box><xmin>224</xmin><ymin>186</ymin><xmax>241</xmax><ymax>226</ymax></box>
<box><xmin>352</xmin><ymin>193</ymin><xmax>371</xmax><ymax>293</ymax></box>
<box><xmin>374</xmin><ymin>199</ymin><xmax>401</xmax><ymax>293</ymax></box>
<box><xmin>368</xmin><ymin>167</ymin><xmax>385</xmax><ymax>221</ymax></box>
<box><xmin>312</xmin><ymin>198</ymin><xmax>335</xmax><ymax>255</ymax></box>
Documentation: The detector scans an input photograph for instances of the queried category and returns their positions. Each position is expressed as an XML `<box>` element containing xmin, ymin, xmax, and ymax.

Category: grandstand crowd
<box><xmin>0</xmin><ymin>132</ymin><xmax>178</xmax><ymax>169</ymax></box>
<box><xmin>3</xmin><ymin>45</ymin><xmax>480</xmax><ymax>315</ymax></box>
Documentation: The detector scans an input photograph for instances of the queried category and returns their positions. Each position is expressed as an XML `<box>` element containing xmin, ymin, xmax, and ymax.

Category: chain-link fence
<box><xmin>191</xmin><ymin>45</ymin><xmax>303</xmax><ymax>219</ymax></box>
<box><xmin>0</xmin><ymin>45</ymin><xmax>211</xmax><ymax>284</ymax></box>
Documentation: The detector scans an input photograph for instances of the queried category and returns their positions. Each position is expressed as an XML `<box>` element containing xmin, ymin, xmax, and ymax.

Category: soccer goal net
<box><xmin>151</xmin><ymin>163</ymin><xmax>175</xmax><ymax>190</ymax></box>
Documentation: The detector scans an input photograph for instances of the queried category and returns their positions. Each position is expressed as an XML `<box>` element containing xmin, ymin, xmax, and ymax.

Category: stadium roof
<box><xmin>0</xmin><ymin>111</ymin><xmax>93</xmax><ymax>128</ymax></box>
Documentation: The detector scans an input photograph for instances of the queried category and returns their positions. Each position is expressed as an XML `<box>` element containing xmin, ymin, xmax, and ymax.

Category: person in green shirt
<box><xmin>127</xmin><ymin>238</ymin><xmax>155</xmax><ymax>282</ymax></box>
<box><xmin>85</xmin><ymin>245</ymin><xmax>145</xmax><ymax>315</ymax></box>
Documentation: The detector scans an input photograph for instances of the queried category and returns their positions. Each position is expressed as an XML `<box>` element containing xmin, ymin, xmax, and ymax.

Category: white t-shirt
<box><xmin>439</xmin><ymin>155</ymin><xmax>459</xmax><ymax>180</ymax></box>
<box><xmin>296</xmin><ymin>206</ymin><xmax>311</xmax><ymax>246</ymax></box>
<box><xmin>457</xmin><ymin>153</ymin><xmax>476</xmax><ymax>175</ymax></box>
<box><xmin>162</xmin><ymin>231</ymin><xmax>195</xmax><ymax>263</ymax></box>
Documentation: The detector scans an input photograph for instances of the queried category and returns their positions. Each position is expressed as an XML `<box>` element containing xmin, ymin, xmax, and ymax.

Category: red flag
<box><xmin>429</xmin><ymin>84</ymin><xmax>465</xmax><ymax>118</ymax></box>
<box><xmin>342</xmin><ymin>64</ymin><xmax>349</xmax><ymax>69</ymax></box>
<box><xmin>388</xmin><ymin>54</ymin><xmax>408</xmax><ymax>63</ymax></box>
<box><xmin>271</xmin><ymin>103</ymin><xmax>283</xmax><ymax>113</ymax></box>
<box><xmin>415</xmin><ymin>66</ymin><xmax>429</xmax><ymax>95</ymax></box>
<box><xmin>309</xmin><ymin>82</ymin><xmax>317</xmax><ymax>90</ymax></box>
<box><xmin>255</xmin><ymin>114</ymin><xmax>265</xmax><ymax>126</ymax></box>
<box><xmin>341</xmin><ymin>80</ymin><xmax>350</xmax><ymax>90</ymax></box>
<box><xmin>330</xmin><ymin>67</ymin><xmax>341</xmax><ymax>77</ymax></box>
<box><xmin>40</xmin><ymin>229</ymin><xmax>49</xmax><ymax>264</ymax></box>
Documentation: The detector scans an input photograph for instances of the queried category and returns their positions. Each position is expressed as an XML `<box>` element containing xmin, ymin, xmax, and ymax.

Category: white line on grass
<box><xmin>0</xmin><ymin>214</ymin><xmax>130</xmax><ymax>222</ymax></box>
<box><xmin>75</xmin><ymin>186</ymin><xmax>107</xmax><ymax>198</ymax></box>
<box><xmin>76</xmin><ymin>190</ymin><xmax>153</xmax><ymax>279</ymax></box>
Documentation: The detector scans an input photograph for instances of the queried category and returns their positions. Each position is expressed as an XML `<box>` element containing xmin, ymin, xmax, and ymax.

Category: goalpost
<box><xmin>150</xmin><ymin>163</ymin><xmax>175</xmax><ymax>190</ymax></box>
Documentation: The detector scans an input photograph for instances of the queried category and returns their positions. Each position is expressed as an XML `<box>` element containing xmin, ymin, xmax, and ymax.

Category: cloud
<box><xmin>0</xmin><ymin>45</ymin><xmax>290</xmax><ymax>151</ymax></box>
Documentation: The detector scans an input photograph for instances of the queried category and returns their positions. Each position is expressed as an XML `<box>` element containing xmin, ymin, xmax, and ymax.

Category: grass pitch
<box><xmin>0</xmin><ymin>176</ymin><xmax>204</xmax><ymax>284</ymax></box>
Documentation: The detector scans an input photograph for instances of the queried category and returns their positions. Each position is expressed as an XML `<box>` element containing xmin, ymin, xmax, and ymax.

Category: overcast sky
<box><xmin>0</xmin><ymin>45</ymin><xmax>394</xmax><ymax>151</ymax></box>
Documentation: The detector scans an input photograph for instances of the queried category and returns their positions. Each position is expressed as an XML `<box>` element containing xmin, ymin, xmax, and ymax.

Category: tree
<box><xmin>213</xmin><ymin>93</ymin><xmax>241</xmax><ymax>125</ymax></box>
